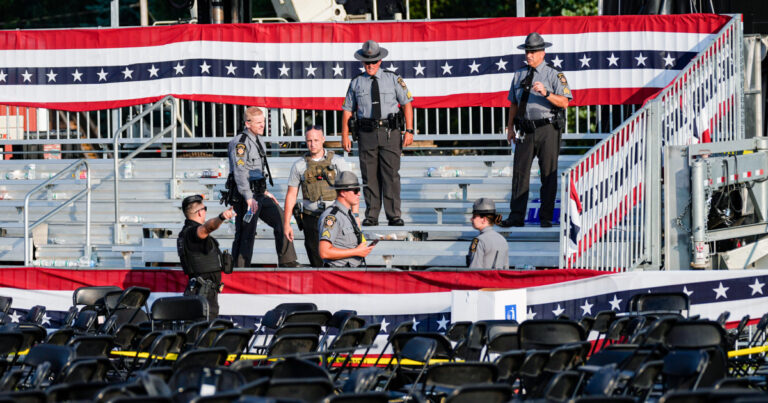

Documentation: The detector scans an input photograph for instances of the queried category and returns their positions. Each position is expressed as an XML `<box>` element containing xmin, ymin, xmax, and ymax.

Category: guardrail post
<box><xmin>644</xmin><ymin>102</ymin><xmax>662</xmax><ymax>270</ymax></box>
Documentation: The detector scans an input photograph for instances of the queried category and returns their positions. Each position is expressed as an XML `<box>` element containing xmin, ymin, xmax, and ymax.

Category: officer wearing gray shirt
<box><xmin>227</xmin><ymin>106</ymin><xmax>299</xmax><ymax>268</ymax></box>
<box><xmin>341</xmin><ymin>40</ymin><xmax>415</xmax><ymax>227</ymax></box>
<box><xmin>283</xmin><ymin>126</ymin><xmax>348</xmax><ymax>267</ymax></box>
<box><xmin>467</xmin><ymin>198</ymin><xmax>509</xmax><ymax>269</ymax></box>
<box><xmin>318</xmin><ymin>172</ymin><xmax>375</xmax><ymax>268</ymax></box>
<box><xmin>501</xmin><ymin>32</ymin><xmax>572</xmax><ymax>229</ymax></box>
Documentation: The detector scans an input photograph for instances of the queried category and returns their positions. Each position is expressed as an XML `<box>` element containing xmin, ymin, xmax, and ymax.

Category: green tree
<box><xmin>408</xmin><ymin>0</ymin><xmax>597</xmax><ymax>19</ymax></box>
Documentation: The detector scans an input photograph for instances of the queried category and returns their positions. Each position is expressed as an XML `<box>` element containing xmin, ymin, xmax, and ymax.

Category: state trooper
<box><xmin>341</xmin><ymin>39</ymin><xmax>415</xmax><ymax>227</ymax></box>
<box><xmin>177</xmin><ymin>195</ymin><xmax>235</xmax><ymax>319</ymax></box>
<box><xmin>283</xmin><ymin>125</ymin><xmax>352</xmax><ymax>268</ymax></box>
<box><xmin>318</xmin><ymin>171</ymin><xmax>375</xmax><ymax>268</ymax></box>
<box><xmin>467</xmin><ymin>198</ymin><xmax>509</xmax><ymax>269</ymax></box>
<box><xmin>228</xmin><ymin>106</ymin><xmax>299</xmax><ymax>268</ymax></box>
<box><xmin>500</xmin><ymin>32</ymin><xmax>572</xmax><ymax>228</ymax></box>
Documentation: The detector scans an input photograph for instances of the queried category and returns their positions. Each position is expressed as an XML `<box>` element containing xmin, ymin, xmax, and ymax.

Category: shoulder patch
<box><xmin>470</xmin><ymin>238</ymin><xmax>479</xmax><ymax>253</ymax></box>
<box><xmin>236</xmin><ymin>159</ymin><xmax>245</xmax><ymax>166</ymax></box>
<box><xmin>557</xmin><ymin>73</ymin><xmax>568</xmax><ymax>86</ymax></box>
<box><xmin>236</xmin><ymin>143</ymin><xmax>246</xmax><ymax>156</ymax></box>
<box><xmin>397</xmin><ymin>77</ymin><xmax>408</xmax><ymax>89</ymax></box>
<box><xmin>321</xmin><ymin>230</ymin><xmax>331</xmax><ymax>238</ymax></box>
<box><xmin>324</xmin><ymin>215</ymin><xmax>337</xmax><ymax>229</ymax></box>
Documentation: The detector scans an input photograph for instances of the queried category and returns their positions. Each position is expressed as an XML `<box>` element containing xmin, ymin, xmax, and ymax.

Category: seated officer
<box><xmin>467</xmin><ymin>198</ymin><xmax>509</xmax><ymax>269</ymax></box>
<box><xmin>318</xmin><ymin>172</ymin><xmax>375</xmax><ymax>268</ymax></box>
<box><xmin>177</xmin><ymin>195</ymin><xmax>235</xmax><ymax>319</ymax></box>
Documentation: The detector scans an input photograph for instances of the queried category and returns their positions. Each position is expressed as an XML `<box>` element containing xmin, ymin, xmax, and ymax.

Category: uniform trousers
<box><xmin>510</xmin><ymin>123</ymin><xmax>561</xmax><ymax>225</ymax></box>
<box><xmin>301</xmin><ymin>212</ymin><xmax>322</xmax><ymax>268</ymax></box>
<box><xmin>232</xmin><ymin>194</ymin><xmax>297</xmax><ymax>267</ymax></box>
<box><xmin>358</xmin><ymin>127</ymin><xmax>402</xmax><ymax>221</ymax></box>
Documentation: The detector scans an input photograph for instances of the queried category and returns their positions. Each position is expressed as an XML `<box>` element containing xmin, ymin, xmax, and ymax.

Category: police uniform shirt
<box><xmin>467</xmin><ymin>227</ymin><xmax>509</xmax><ymax>269</ymax></box>
<box><xmin>287</xmin><ymin>152</ymin><xmax>346</xmax><ymax>214</ymax></box>
<box><xmin>318</xmin><ymin>201</ymin><xmax>363</xmax><ymax>268</ymax></box>
<box><xmin>227</xmin><ymin>130</ymin><xmax>266</xmax><ymax>201</ymax></box>
<box><xmin>342</xmin><ymin>69</ymin><xmax>414</xmax><ymax>119</ymax></box>
<box><xmin>507</xmin><ymin>63</ymin><xmax>573</xmax><ymax>120</ymax></box>
<box><xmin>180</xmin><ymin>220</ymin><xmax>222</xmax><ymax>283</ymax></box>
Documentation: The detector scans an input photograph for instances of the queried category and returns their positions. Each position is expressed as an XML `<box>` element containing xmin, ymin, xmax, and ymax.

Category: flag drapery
<box><xmin>0</xmin><ymin>14</ymin><xmax>730</xmax><ymax>112</ymax></box>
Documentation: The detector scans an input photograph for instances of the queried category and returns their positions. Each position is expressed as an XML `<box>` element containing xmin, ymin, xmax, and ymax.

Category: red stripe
<box><xmin>0</xmin><ymin>15</ymin><xmax>730</xmax><ymax>50</ymax></box>
<box><xmin>0</xmin><ymin>267</ymin><xmax>608</xmax><ymax>294</ymax></box>
<box><xmin>12</xmin><ymin>87</ymin><xmax>661</xmax><ymax>113</ymax></box>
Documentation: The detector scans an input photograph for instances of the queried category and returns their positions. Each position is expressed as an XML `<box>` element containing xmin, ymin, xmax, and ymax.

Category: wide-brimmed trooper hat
<box><xmin>517</xmin><ymin>32</ymin><xmax>552</xmax><ymax>51</ymax></box>
<box><xmin>354</xmin><ymin>40</ymin><xmax>389</xmax><ymax>62</ymax></box>
<box><xmin>472</xmin><ymin>198</ymin><xmax>496</xmax><ymax>215</ymax></box>
<box><xmin>333</xmin><ymin>171</ymin><xmax>362</xmax><ymax>191</ymax></box>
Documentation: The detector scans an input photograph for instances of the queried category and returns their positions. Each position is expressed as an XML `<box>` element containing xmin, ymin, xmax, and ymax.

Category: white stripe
<box><xmin>0</xmin><ymin>32</ymin><xmax>715</xmax><ymax>67</ymax></box>
<box><xmin>0</xmin><ymin>69</ymin><xmax>680</xmax><ymax>104</ymax></box>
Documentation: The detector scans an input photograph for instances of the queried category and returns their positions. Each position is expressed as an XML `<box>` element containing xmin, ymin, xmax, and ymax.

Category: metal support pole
<box><xmin>690</xmin><ymin>159</ymin><xmax>709</xmax><ymax>268</ymax></box>
<box><xmin>139</xmin><ymin>0</ymin><xmax>149</xmax><ymax>26</ymax></box>
<box><xmin>426</xmin><ymin>0</ymin><xmax>430</xmax><ymax>19</ymax></box>
<box><xmin>516</xmin><ymin>0</ymin><xmax>525</xmax><ymax>17</ymax></box>
<box><xmin>406</xmin><ymin>0</ymin><xmax>410</xmax><ymax>19</ymax></box>
<box><xmin>110</xmin><ymin>0</ymin><xmax>119</xmax><ymax>27</ymax></box>
<box><xmin>646</xmin><ymin>102</ymin><xmax>663</xmax><ymax>270</ymax></box>
<box><xmin>373</xmin><ymin>0</ymin><xmax>378</xmax><ymax>20</ymax></box>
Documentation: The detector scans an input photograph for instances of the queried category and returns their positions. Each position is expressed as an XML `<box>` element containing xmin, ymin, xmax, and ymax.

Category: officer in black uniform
<box><xmin>501</xmin><ymin>32</ymin><xmax>572</xmax><ymax>228</ymax></box>
<box><xmin>228</xmin><ymin>106</ymin><xmax>299</xmax><ymax>267</ymax></box>
<box><xmin>177</xmin><ymin>194</ymin><xmax>235</xmax><ymax>319</ymax></box>
<box><xmin>341</xmin><ymin>40</ymin><xmax>415</xmax><ymax>227</ymax></box>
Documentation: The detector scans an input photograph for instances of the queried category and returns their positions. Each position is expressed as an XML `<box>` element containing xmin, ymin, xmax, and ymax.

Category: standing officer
<box><xmin>283</xmin><ymin>125</ymin><xmax>352</xmax><ymax>267</ymax></box>
<box><xmin>500</xmin><ymin>32</ymin><xmax>571</xmax><ymax>228</ymax></box>
<box><xmin>318</xmin><ymin>171</ymin><xmax>375</xmax><ymax>268</ymax></box>
<box><xmin>177</xmin><ymin>195</ymin><xmax>235</xmax><ymax>319</ymax></box>
<box><xmin>341</xmin><ymin>40</ymin><xmax>415</xmax><ymax>227</ymax></box>
<box><xmin>228</xmin><ymin>106</ymin><xmax>299</xmax><ymax>267</ymax></box>
<box><xmin>467</xmin><ymin>198</ymin><xmax>509</xmax><ymax>269</ymax></box>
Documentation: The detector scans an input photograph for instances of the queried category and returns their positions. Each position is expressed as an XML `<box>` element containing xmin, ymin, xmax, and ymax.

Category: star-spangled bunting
<box><xmin>0</xmin><ymin>15</ymin><xmax>730</xmax><ymax>110</ymax></box>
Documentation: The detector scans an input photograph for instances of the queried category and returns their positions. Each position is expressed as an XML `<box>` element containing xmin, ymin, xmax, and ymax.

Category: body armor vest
<box><xmin>177</xmin><ymin>222</ymin><xmax>222</xmax><ymax>276</ymax></box>
<box><xmin>301</xmin><ymin>151</ymin><xmax>337</xmax><ymax>202</ymax></box>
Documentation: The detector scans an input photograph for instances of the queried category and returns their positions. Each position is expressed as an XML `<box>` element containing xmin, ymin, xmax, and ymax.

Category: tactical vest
<box><xmin>177</xmin><ymin>222</ymin><xmax>222</xmax><ymax>276</ymax></box>
<box><xmin>301</xmin><ymin>151</ymin><xmax>337</xmax><ymax>202</ymax></box>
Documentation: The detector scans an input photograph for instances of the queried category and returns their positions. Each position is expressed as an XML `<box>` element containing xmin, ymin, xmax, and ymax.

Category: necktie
<box><xmin>371</xmin><ymin>76</ymin><xmax>381</xmax><ymax>119</ymax></box>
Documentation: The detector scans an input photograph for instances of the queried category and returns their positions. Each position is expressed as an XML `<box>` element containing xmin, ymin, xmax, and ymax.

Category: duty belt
<box><xmin>358</xmin><ymin>118</ymin><xmax>392</xmax><ymax>131</ymax></box>
<box><xmin>521</xmin><ymin>117</ymin><xmax>554</xmax><ymax>128</ymax></box>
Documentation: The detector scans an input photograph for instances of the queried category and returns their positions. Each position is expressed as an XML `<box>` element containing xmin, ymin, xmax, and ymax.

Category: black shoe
<box><xmin>499</xmin><ymin>218</ymin><xmax>524</xmax><ymax>228</ymax></box>
<box><xmin>540</xmin><ymin>221</ymin><xmax>553</xmax><ymax>228</ymax></box>
<box><xmin>388</xmin><ymin>217</ymin><xmax>405</xmax><ymax>226</ymax></box>
<box><xmin>362</xmin><ymin>218</ymin><xmax>378</xmax><ymax>226</ymax></box>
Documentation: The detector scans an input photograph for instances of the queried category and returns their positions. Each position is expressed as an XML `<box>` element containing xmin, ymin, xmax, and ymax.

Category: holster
<box><xmin>250</xmin><ymin>179</ymin><xmax>267</xmax><ymax>196</ymax></box>
<box><xmin>551</xmin><ymin>108</ymin><xmax>566</xmax><ymax>131</ymax></box>
<box><xmin>292</xmin><ymin>204</ymin><xmax>304</xmax><ymax>232</ymax></box>
<box><xmin>514</xmin><ymin>117</ymin><xmax>536</xmax><ymax>134</ymax></box>
<box><xmin>220</xmin><ymin>173</ymin><xmax>241</xmax><ymax>206</ymax></box>
<box><xmin>186</xmin><ymin>277</ymin><xmax>220</xmax><ymax>297</ymax></box>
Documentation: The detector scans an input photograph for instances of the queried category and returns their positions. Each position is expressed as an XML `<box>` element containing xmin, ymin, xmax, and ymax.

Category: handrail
<box><xmin>23</xmin><ymin>159</ymin><xmax>91</xmax><ymax>266</ymax></box>
<box><xmin>112</xmin><ymin>95</ymin><xmax>177</xmax><ymax>243</ymax></box>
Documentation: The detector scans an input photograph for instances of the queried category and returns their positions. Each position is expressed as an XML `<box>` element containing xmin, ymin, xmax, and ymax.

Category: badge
<box><xmin>236</xmin><ymin>143</ymin><xmax>246</xmax><ymax>156</ymax></box>
<box><xmin>470</xmin><ymin>238</ymin><xmax>479</xmax><ymax>253</ymax></box>
<box><xmin>321</xmin><ymin>230</ymin><xmax>330</xmax><ymax>238</ymax></box>
<box><xmin>324</xmin><ymin>215</ymin><xmax>336</xmax><ymax>229</ymax></box>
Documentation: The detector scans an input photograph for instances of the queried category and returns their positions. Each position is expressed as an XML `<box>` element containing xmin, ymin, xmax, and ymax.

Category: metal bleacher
<box><xmin>0</xmin><ymin>154</ymin><xmax>573</xmax><ymax>269</ymax></box>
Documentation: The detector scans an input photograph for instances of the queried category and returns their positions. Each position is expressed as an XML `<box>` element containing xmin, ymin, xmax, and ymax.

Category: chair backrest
<box><xmin>25</xmin><ymin>344</ymin><xmax>75</xmax><ymax>375</ymax></box>
<box><xmin>24</xmin><ymin>305</ymin><xmax>46</xmax><ymax>324</ymax></box>
<box><xmin>359</xmin><ymin>323</ymin><xmax>381</xmax><ymax>346</ymax></box>
<box><xmin>261</xmin><ymin>309</ymin><xmax>287</xmax><ymax>330</ymax></box>
<box><xmin>172</xmin><ymin>347</ymin><xmax>229</xmax><ymax>372</ymax></box>
<box><xmin>399</xmin><ymin>336</ymin><xmax>438</xmax><ymax>363</ymax></box>
<box><xmin>0</xmin><ymin>330</ymin><xmax>24</xmax><ymax>356</ymax></box>
<box><xmin>445</xmin><ymin>384</ymin><xmax>512</xmax><ymax>403</ymax></box>
<box><xmin>445</xmin><ymin>321</ymin><xmax>472</xmax><ymax>342</ymax></box>
<box><xmin>425</xmin><ymin>362</ymin><xmax>498</xmax><ymax>388</ymax></box>
<box><xmin>265</xmin><ymin>377</ymin><xmax>334</xmax><ymax>401</ymax></box>
<box><xmin>283</xmin><ymin>310</ymin><xmax>332</xmax><ymax>326</ymax></box>
<box><xmin>72</xmin><ymin>310</ymin><xmax>98</xmax><ymax>333</ymax></box>
<box><xmin>327</xmin><ymin>310</ymin><xmax>358</xmax><ymax>330</ymax></box>
<box><xmin>274</xmin><ymin>302</ymin><xmax>317</xmax><ymax>314</ymax></box>
<box><xmin>272</xmin><ymin>357</ymin><xmax>331</xmax><ymax>380</ymax></box>
<box><xmin>391</xmin><ymin>332</ymin><xmax>454</xmax><ymax>360</ymax></box>
<box><xmin>267</xmin><ymin>334</ymin><xmax>319</xmax><ymax>357</ymax></box>
<box><xmin>0</xmin><ymin>296</ymin><xmax>12</xmax><ymax>314</ymax></box>
<box><xmin>329</xmin><ymin>328</ymin><xmax>366</xmax><ymax>350</ymax></box>
<box><xmin>274</xmin><ymin>323</ymin><xmax>323</xmax><ymax>338</ymax></box>
<box><xmin>151</xmin><ymin>296</ymin><xmax>207</xmax><ymax>322</ymax></box>
<box><xmin>632</xmin><ymin>292</ymin><xmax>689</xmax><ymax>315</ymax></box>
<box><xmin>73</xmin><ymin>286</ymin><xmax>122</xmax><ymax>307</ymax></box>
<box><xmin>115</xmin><ymin>286</ymin><xmax>151</xmax><ymax>310</ymax></box>
<box><xmin>665</xmin><ymin>321</ymin><xmax>726</xmax><ymax>349</ymax></box>
<box><xmin>69</xmin><ymin>335</ymin><xmax>115</xmax><ymax>358</ymax></box>
<box><xmin>592</xmin><ymin>311</ymin><xmax>617</xmax><ymax>333</ymax></box>
<box><xmin>213</xmin><ymin>328</ymin><xmax>254</xmax><ymax>354</ymax></box>
<box><xmin>518</xmin><ymin>320</ymin><xmax>585</xmax><ymax>350</ymax></box>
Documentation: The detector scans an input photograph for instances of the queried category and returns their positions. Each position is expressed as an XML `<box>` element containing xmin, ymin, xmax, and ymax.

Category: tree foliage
<box><xmin>408</xmin><ymin>0</ymin><xmax>598</xmax><ymax>19</ymax></box>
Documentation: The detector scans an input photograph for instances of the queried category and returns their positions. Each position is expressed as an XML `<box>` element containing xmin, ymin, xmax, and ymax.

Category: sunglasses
<box><xmin>193</xmin><ymin>206</ymin><xmax>208</xmax><ymax>214</ymax></box>
<box><xmin>344</xmin><ymin>188</ymin><xmax>361</xmax><ymax>195</ymax></box>
<box><xmin>364</xmin><ymin>61</ymin><xmax>378</xmax><ymax>65</ymax></box>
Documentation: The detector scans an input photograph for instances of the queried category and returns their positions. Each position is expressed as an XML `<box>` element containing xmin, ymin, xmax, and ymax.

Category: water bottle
<box><xmin>25</xmin><ymin>164</ymin><xmax>36</xmax><ymax>180</ymax></box>
<box><xmin>446</xmin><ymin>191</ymin><xmax>462</xmax><ymax>200</ymax></box>
<box><xmin>122</xmin><ymin>161</ymin><xmax>134</xmax><ymax>179</ymax></box>
<box><xmin>218</xmin><ymin>158</ymin><xmax>227</xmax><ymax>177</ymax></box>
<box><xmin>243</xmin><ymin>207</ymin><xmax>254</xmax><ymax>223</ymax></box>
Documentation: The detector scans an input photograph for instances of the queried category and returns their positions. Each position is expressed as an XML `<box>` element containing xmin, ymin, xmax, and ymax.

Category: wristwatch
<box><xmin>405</xmin><ymin>129</ymin><xmax>414</xmax><ymax>134</ymax></box>
<box><xmin>544</xmin><ymin>90</ymin><xmax>551</xmax><ymax>97</ymax></box>
<box><xmin>218</xmin><ymin>213</ymin><xmax>226</xmax><ymax>221</ymax></box>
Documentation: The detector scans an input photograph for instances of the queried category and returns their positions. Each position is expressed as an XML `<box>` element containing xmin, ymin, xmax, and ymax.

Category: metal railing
<box><xmin>112</xmin><ymin>95</ymin><xmax>177</xmax><ymax>244</ymax></box>
<box><xmin>23</xmin><ymin>159</ymin><xmax>91</xmax><ymax>265</ymax></box>
<box><xmin>559</xmin><ymin>15</ymin><xmax>744</xmax><ymax>271</ymax></box>
<box><xmin>1</xmin><ymin>100</ymin><xmax>630</xmax><ymax>158</ymax></box>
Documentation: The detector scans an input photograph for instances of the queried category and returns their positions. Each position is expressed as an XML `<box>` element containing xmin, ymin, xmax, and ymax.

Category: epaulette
<box><xmin>547</xmin><ymin>63</ymin><xmax>563</xmax><ymax>72</ymax></box>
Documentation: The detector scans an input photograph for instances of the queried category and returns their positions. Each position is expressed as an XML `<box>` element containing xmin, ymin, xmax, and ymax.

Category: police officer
<box><xmin>228</xmin><ymin>106</ymin><xmax>299</xmax><ymax>268</ymax></box>
<box><xmin>318</xmin><ymin>172</ymin><xmax>375</xmax><ymax>268</ymax></box>
<box><xmin>341</xmin><ymin>40</ymin><xmax>415</xmax><ymax>227</ymax></box>
<box><xmin>283</xmin><ymin>125</ymin><xmax>352</xmax><ymax>267</ymax></box>
<box><xmin>467</xmin><ymin>198</ymin><xmax>509</xmax><ymax>269</ymax></box>
<box><xmin>500</xmin><ymin>32</ymin><xmax>572</xmax><ymax>228</ymax></box>
<box><xmin>178</xmin><ymin>195</ymin><xmax>235</xmax><ymax>319</ymax></box>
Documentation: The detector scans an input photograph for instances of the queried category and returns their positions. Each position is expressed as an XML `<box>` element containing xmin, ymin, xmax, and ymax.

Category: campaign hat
<box><xmin>354</xmin><ymin>40</ymin><xmax>389</xmax><ymax>62</ymax></box>
<box><xmin>517</xmin><ymin>32</ymin><xmax>552</xmax><ymax>51</ymax></box>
